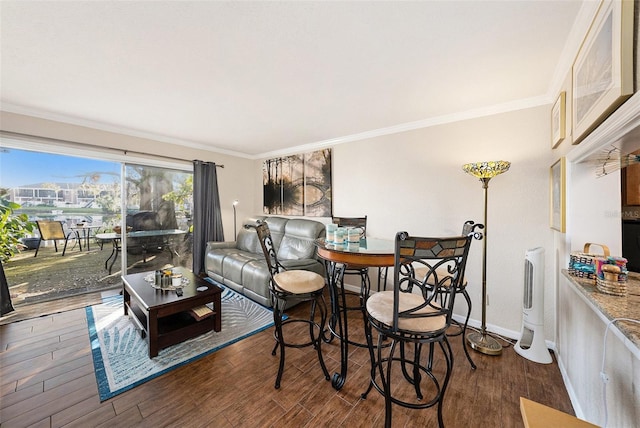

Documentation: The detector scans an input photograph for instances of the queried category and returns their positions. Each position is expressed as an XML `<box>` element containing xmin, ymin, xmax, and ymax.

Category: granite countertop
<box><xmin>563</xmin><ymin>270</ymin><xmax>640</xmax><ymax>351</ymax></box>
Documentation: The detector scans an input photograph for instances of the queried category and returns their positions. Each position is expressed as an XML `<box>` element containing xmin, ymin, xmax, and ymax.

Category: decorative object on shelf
<box><xmin>462</xmin><ymin>160</ymin><xmax>510</xmax><ymax>356</ymax></box>
<box><xmin>551</xmin><ymin>91</ymin><xmax>566</xmax><ymax>148</ymax></box>
<box><xmin>144</xmin><ymin>272</ymin><xmax>189</xmax><ymax>290</ymax></box>
<box><xmin>572</xmin><ymin>0</ymin><xmax>634</xmax><ymax>145</ymax></box>
<box><xmin>233</xmin><ymin>199</ymin><xmax>239</xmax><ymax>238</ymax></box>
<box><xmin>550</xmin><ymin>157</ymin><xmax>566</xmax><ymax>232</ymax></box>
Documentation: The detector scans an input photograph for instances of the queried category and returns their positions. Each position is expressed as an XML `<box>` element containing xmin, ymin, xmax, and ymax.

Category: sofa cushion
<box><xmin>241</xmin><ymin>260</ymin><xmax>272</xmax><ymax>305</ymax></box>
<box><xmin>278</xmin><ymin>218</ymin><xmax>325</xmax><ymax>260</ymax></box>
<box><xmin>222</xmin><ymin>251</ymin><xmax>257</xmax><ymax>284</ymax></box>
<box><xmin>205</xmin><ymin>247</ymin><xmax>237</xmax><ymax>275</ymax></box>
<box><xmin>264</xmin><ymin>216</ymin><xmax>288</xmax><ymax>250</ymax></box>
<box><xmin>236</xmin><ymin>217</ymin><xmax>266</xmax><ymax>253</ymax></box>
<box><xmin>205</xmin><ymin>216</ymin><xmax>326</xmax><ymax>308</ymax></box>
<box><xmin>236</xmin><ymin>228</ymin><xmax>260</xmax><ymax>253</ymax></box>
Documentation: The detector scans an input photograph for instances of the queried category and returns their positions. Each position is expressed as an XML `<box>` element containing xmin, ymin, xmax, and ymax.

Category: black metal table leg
<box><xmin>323</xmin><ymin>260</ymin><xmax>349</xmax><ymax>390</ymax></box>
<box><xmin>105</xmin><ymin>239</ymin><xmax>119</xmax><ymax>274</ymax></box>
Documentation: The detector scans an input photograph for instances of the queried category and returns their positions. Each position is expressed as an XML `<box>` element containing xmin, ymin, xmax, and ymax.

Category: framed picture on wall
<box><xmin>571</xmin><ymin>0</ymin><xmax>634</xmax><ymax>145</ymax></box>
<box><xmin>262</xmin><ymin>148</ymin><xmax>332</xmax><ymax>216</ymax></box>
<box><xmin>551</xmin><ymin>91</ymin><xmax>566</xmax><ymax>148</ymax></box>
<box><xmin>550</xmin><ymin>157</ymin><xmax>566</xmax><ymax>233</ymax></box>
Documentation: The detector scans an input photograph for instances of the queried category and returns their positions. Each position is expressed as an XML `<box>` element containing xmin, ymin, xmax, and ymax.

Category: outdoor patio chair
<box><xmin>34</xmin><ymin>220</ymin><xmax>80</xmax><ymax>257</ymax></box>
<box><xmin>126</xmin><ymin>211</ymin><xmax>164</xmax><ymax>256</ymax></box>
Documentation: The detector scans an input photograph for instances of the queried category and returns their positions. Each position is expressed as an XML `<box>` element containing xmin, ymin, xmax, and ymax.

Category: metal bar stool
<box><xmin>361</xmin><ymin>231</ymin><xmax>477</xmax><ymax>427</ymax></box>
<box><xmin>252</xmin><ymin>221</ymin><xmax>330</xmax><ymax>389</ymax></box>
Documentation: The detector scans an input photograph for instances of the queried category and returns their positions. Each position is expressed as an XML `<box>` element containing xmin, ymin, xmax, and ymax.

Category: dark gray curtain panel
<box><xmin>1</xmin><ymin>261</ymin><xmax>14</xmax><ymax>316</ymax></box>
<box><xmin>192</xmin><ymin>161</ymin><xmax>224</xmax><ymax>275</ymax></box>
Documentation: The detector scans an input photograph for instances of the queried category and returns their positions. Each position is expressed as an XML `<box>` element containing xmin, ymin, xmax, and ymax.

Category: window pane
<box><xmin>123</xmin><ymin>164</ymin><xmax>193</xmax><ymax>274</ymax></box>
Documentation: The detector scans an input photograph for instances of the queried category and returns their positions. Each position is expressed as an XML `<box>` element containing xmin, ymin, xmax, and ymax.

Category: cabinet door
<box><xmin>624</xmin><ymin>151</ymin><xmax>640</xmax><ymax>206</ymax></box>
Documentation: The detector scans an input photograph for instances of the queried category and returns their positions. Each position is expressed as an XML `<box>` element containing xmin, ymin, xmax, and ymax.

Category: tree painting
<box><xmin>263</xmin><ymin>149</ymin><xmax>331</xmax><ymax>216</ymax></box>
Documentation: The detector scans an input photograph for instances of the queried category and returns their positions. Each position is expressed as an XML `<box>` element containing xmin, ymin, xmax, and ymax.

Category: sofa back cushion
<box><xmin>236</xmin><ymin>216</ymin><xmax>266</xmax><ymax>253</ymax></box>
<box><xmin>264</xmin><ymin>216</ymin><xmax>288</xmax><ymax>249</ymax></box>
<box><xmin>236</xmin><ymin>216</ymin><xmax>324</xmax><ymax>260</ymax></box>
<box><xmin>277</xmin><ymin>218</ymin><xmax>325</xmax><ymax>260</ymax></box>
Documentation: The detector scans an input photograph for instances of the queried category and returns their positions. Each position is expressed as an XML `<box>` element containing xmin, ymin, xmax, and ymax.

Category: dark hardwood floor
<box><xmin>0</xmin><ymin>290</ymin><xmax>574</xmax><ymax>427</ymax></box>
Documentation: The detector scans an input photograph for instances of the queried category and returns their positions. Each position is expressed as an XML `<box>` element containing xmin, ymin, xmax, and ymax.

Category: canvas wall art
<box><xmin>263</xmin><ymin>148</ymin><xmax>332</xmax><ymax>216</ymax></box>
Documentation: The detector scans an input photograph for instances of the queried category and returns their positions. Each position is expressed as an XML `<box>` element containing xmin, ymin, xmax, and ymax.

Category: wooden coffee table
<box><xmin>122</xmin><ymin>267</ymin><xmax>223</xmax><ymax>358</ymax></box>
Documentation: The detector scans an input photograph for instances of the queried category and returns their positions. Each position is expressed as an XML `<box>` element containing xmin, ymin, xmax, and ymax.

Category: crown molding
<box><xmin>4</xmin><ymin>94</ymin><xmax>551</xmax><ymax>162</ymax></box>
<box><xmin>0</xmin><ymin>103</ymin><xmax>253</xmax><ymax>160</ymax></box>
<box><xmin>256</xmin><ymin>95</ymin><xmax>549</xmax><ymax>159</ymax></box>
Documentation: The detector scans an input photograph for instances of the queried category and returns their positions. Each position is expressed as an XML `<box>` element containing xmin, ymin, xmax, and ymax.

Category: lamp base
<box><xmin>466</xmin><ymin>331</ymin><xmax>502</xmax><ymax>356</ymax></box>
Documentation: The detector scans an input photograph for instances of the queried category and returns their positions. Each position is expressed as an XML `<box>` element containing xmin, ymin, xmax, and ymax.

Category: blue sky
<box><xmin>0</xmin><ymin>148</ymin><xmax>121</xmax><ymax>189</ymax></box>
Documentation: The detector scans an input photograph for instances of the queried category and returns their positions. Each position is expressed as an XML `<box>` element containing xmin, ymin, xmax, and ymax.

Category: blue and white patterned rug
<box><xmin>86</xmin><ymin>283</ymin><xmax>275</xmax><ymax>401</ymax></box>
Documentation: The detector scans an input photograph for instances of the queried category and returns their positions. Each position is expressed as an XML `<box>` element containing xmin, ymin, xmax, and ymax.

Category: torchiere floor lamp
<box><xmin>233</xmin><ymin>199</ymin><xmax>239</xmax><ymax>238</ymax></box>
<box><xmin>463</xmin><ymin>160</ymin><xmax>510</xmax><ymax>356</ymax></box>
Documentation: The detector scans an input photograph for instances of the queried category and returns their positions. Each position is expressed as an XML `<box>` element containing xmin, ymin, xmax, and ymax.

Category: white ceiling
<box><xmin>1</xmin><ymin>1</ymin><xmax>588</xmax><ymax>159</ymax></box>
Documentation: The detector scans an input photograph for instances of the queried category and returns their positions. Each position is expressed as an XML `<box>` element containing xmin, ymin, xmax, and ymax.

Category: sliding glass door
<box><xmin>1</xmin><ymin>148</ymin><xmax>122</xmax><ymax>305</ymax></box>
<box><xmin>0</xmin><ymin>146</ymin><xmax>193</xmax><ymax>306</ymax></box>
<box><xmin>121</xmin><ymin>164</ymin><xmax>193</xmax><ymax>273</ymax></box>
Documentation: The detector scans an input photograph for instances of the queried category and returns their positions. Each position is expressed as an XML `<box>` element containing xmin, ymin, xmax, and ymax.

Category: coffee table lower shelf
<box><xmin>125</xmin><ymin>299</ymin><xmax>217</xmax><ymax>358</ymax></box>
<box><xmin>122</xmin><ymin>268</ymin><xmax>223</xmax><ymax>358</ymax></box>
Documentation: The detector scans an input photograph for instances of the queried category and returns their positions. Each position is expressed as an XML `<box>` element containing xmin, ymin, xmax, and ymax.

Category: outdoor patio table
<box><xmin>70</xmin><ymin>224</ymin><xmax>102</xmax><ymax>251</ymax></box>
<box><xmin>95</xmin><ymin>229</ymin><xmax>187</xmax><ymax>274</ymax></box>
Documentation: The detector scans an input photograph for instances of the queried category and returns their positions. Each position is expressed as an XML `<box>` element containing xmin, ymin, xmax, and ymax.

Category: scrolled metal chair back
<box><xmin>332</xmin><ymin>216</ymin><xmax>367</xmax><ymax>238</ymax></box>
<box><xmin>392</xmin><ymin>232</ymin><xmax>474</xmax><ymax>333</ymax></box>
<box><xmin>254</xmin><ymin>221</ymin><xmax>283</xmax><ymax>280</ymax></box>
<box><xmin>462</xmin><ymin>220</ymin><xmax>484</xmax><ymax>241</ymax></box>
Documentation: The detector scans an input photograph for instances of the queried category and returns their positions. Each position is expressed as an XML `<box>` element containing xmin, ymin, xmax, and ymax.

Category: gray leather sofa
<box><xmin>204</xmin><ymin>216</ymin><xmax>326</xmax><ymax>307</ymax></box>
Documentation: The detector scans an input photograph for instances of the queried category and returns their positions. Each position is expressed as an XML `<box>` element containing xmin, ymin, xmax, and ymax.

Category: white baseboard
<box><xmin>554</xmin><ymin>351</ymin><xmax>585</xmax><ymax>420</ymax></box>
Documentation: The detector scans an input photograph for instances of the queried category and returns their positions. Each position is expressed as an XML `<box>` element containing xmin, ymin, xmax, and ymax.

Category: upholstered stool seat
<box><xmin>366</xmin><ymin>290</ymin><xmax>446</xmax><ymax>333</ymax></box>
<box><xmin>273</xmin><ymin>270</ymin><xmax>325</xmax><ymax>294</ymax></box>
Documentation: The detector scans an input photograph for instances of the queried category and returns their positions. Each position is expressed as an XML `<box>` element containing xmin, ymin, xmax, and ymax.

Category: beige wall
<box><xmin>254</xmin><ymin>104</ymin><xmax>556</xmax><ymax>339</ymax></box>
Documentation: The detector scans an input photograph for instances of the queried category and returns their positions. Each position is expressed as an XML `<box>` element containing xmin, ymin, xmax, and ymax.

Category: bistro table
<box><xmin>70</xmin><ymin>223</ymin><xmax>102</xmax><ymax>251</ymax></box>
<box><xmin>315</xmin><ymin>237</ymin><xmax>395</xmax><ymax>390</ymax></box>
<box><xmin>95</xmin><ymin>229</ymin><xmax>187</xmax><ymax>274</ymax></box>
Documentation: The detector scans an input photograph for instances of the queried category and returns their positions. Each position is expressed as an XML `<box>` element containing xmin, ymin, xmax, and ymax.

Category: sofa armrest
<box><xmin>206</xmin><ymin>241</ymin><xmax>237</xmax><ymax>251</ymax></box>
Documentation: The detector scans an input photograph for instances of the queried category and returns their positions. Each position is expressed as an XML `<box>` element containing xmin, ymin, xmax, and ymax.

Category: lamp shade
<box><xmin>462</xmin><ymin>161</ymin><xmax>510</xmax><ymax>179</ymax></box>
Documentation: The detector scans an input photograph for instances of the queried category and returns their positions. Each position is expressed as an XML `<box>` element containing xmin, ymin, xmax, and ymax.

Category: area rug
<box><xmin>86</xmin><ymin>283</ymin><xmax>275</xmax><ymax>401</ymax></box>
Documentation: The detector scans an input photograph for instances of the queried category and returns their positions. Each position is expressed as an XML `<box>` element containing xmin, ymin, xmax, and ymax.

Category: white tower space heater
<box><xmin>515</xmin><ymin>247</ymin><xmax>552</xmax><ymax>364</ymax></box>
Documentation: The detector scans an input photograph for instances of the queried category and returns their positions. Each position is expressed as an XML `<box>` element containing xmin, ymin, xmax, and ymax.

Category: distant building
<box><xmin>8</xmin><ymin>182</ymin><xmax>114</xmax><ymax>208</ymax></box>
